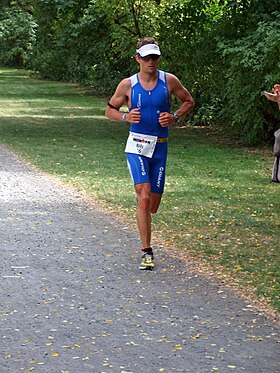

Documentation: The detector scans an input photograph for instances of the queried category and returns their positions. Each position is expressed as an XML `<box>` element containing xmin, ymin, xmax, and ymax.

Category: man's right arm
<box><xmin>105</xmin><ymin>79</ymin><xmax>129</xmax><ymax>121</ymax></box>
<box><xmin>105</xmin><ymin>79</ymin><xmax>141</xmax><ymax>123</ymax></box>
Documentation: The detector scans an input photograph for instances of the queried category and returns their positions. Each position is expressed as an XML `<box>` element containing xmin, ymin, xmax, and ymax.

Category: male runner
<box><xmin>105</xmin><ymin>37</ymin><xmax>195</xmax><ymax>270</ymax></box>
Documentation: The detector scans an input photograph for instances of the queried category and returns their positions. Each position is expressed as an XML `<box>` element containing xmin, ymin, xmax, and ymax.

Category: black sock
<box><xmin>142</xmin><ymin>247</ymin><xmax>153</xmax><ymax>255</ymax></box>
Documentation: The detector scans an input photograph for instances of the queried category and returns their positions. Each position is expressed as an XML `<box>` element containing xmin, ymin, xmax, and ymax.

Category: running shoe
<box><xmin>139</xmin><ymin>252</ymin><xmax>154</xmax><ymax>270</ymax></box>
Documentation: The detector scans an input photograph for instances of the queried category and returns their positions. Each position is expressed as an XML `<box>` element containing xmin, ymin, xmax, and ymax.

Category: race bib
<box><xmin>125</xmin><ymin>132</ymin><xmax>158</xmax><ymax>158</ymax></box>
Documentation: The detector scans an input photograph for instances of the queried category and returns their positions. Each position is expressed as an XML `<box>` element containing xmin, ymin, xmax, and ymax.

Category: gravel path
<box><xmin>0</xmin><ymin>144</ymin><xmax>279</xmax><ymax>373</ymax></box>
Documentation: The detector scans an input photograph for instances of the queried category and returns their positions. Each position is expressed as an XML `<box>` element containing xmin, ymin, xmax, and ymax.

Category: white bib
<box><xmin>125</xmin><ymin>132</ymin><xmax>158</xmax><ymax>158</ymax></box>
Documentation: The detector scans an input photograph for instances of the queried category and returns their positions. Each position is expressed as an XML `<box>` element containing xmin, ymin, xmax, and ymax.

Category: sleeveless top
<box><xmin>129</xmin><ymin>70</ymin><xmax>171</xmax><ymax>137</ymax></box>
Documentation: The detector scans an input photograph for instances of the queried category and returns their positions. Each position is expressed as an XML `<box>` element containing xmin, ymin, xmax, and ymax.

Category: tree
<box><xmin>1</xmin><ymin>0</ymin><xmax>279</xmax><ymax>144</ymax></box>
<box><xmin>217</xmin><ymin>12</ymin><xmax>280</xmax><ymax>144</ymax></box>
<box><xmin>0</xmin><ymin>6</ymin><xmax>36</xmax><ymax>67</ymax></box>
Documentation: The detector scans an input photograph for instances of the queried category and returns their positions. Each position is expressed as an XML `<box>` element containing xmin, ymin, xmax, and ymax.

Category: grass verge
<box><xmin>0</xmin><ymin>67</ymin><xmax>279</xmax><ymax>314</ymax></box>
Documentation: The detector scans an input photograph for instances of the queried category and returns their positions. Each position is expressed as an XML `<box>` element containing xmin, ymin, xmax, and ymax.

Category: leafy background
<box><xmin>0</xmin><ymin>0</ymin><xmax>279</xmax><ymax>144</ymax></box>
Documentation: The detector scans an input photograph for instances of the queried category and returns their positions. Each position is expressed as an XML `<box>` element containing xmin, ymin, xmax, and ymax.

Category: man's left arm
<box><xmin>159</xmin><ymin>73</ymin><xmax>195</xmax><ymax>127</ymax></box>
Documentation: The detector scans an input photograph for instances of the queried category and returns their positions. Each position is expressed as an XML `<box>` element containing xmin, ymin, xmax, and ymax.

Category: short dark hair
<box><xmin>136</xmin><ymin>37</ymin><xmax>158</xmax><ymax>50</ymax></box>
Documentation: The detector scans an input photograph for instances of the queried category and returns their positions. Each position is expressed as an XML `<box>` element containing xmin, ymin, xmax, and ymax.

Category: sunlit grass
<box><xmin>0</xmin><ymin>67</ymin><xmax>279</xmax><ymax>312</ymax></box>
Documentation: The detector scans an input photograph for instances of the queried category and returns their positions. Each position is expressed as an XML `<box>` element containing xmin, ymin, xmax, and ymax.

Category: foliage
<box><xmin>30</xmin><ymin>0</ymin><xmax>91</xmax><ymax>80</ymax></box>
<box><xmin>0</xmin><ymin>6</ymin><xmax>36</xmax><ymax>67</ymax></box>
<box><xmin>71</xmin><ymin>0</ymin><xmax>140</xmax><ymax>94</ymax></box>
<box><xmin>217</xmin><ymin>12</ymin><xmax>280</xmax><ymax>144</ymax></box>
<box><xmin>156</xmin><ymin>0</ymin><xmax>225</xmax><ymax>124</ymax></box>
<box><xmin>0</xmin><ymin>0</ymin><xmax>280</xmax><ymax>144</ymax></box>
<box><xmin>30</xmin><ymin>0</ymin><xmax>159</xmax><ymax>91</ymax></box>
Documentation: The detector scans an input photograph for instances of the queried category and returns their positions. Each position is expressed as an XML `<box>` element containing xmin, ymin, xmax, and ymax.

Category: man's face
<box><xmin>136</xmin><ymin>54</ymin><xmax>160</xmax><ymax>73</ymax></box>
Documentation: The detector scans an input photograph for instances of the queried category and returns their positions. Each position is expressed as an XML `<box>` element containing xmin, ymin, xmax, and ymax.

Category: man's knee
<box><xmin>138</xmin><ymin>192</ymin><xmax>151</xmax><ymax>210</ymax></box>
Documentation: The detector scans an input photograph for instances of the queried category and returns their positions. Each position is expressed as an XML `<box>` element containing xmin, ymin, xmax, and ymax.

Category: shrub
<box><xmin>0</xmin><ymin>7</ymin><xmax>36</xmax><ymax>68</ymax></box>
<box><xmin>216</xmin><ymin>12</ymin><xmax>280</xmax><ymax>144</ymax></box>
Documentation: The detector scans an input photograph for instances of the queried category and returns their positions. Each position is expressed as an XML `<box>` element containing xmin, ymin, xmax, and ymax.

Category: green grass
<box><xmin>0</xmin><ymin>67</ymin><xmax>279</xmax><ymax>312</ymax></box>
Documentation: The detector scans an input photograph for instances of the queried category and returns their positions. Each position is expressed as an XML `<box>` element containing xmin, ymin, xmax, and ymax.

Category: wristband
<box><xmin>173</xmin><ymin>113</ymin><xmax>180</xmax><ymax>122</ymax></box>
<box><xmin>121</xmin><ymin>113</ymin><xmax>127</xmax><ymax>122</ymax></box>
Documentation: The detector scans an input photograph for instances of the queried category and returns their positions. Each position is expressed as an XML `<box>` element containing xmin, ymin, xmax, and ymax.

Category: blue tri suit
<box><xmin>125</xmin><ymin>70</ymin><xmax>171</xmax><ymax>194</ymax></box>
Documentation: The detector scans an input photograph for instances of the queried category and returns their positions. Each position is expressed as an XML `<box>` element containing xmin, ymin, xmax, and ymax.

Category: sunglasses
<box><xmin>139</xmin><ymin>54</ymin><xmax>160</xmax><ymax>61</ymax></box>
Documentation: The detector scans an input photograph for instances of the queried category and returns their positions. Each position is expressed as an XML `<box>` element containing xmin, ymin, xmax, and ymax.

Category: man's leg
<box><xmin>135</xmin><ymin>182</ymin><xmax>152</xmax><ymax>249</ymax></box>
<box><xmin>126</xmin><ymin>152</ymin><xmax>165</xmax><ymax>268</ymax></box>
<box><xmin>135</xmin><ymin>183</ymin><xmax>162</xmax><ymax>249</ymax></box>
<box><xmin>135</xmin><ymin>183</ymin><xmax>163</xmax><ymax>270</ymax></box>
<box><xmin>150</xmin><ymin>192</ymin><xmax>162</xmax><ymax>214</ymax></box>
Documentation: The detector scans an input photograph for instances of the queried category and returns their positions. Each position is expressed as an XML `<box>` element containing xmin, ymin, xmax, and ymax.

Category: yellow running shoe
<box><xmin>139</xmin><ymin>252</ymin><xmax>154</xmax><ymax>270</ymax></box>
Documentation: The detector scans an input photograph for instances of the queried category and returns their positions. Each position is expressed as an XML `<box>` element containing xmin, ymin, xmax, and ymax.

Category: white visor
<box><xmin>136</xmin><ymin>43</ymin><xmax>161</xmax><ymax>57</ymax></box>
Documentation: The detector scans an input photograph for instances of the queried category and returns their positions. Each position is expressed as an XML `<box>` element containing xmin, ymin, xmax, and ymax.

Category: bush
<box><xmin>0</xmin><ymin>7</ymin><xmax>36</xmax><ymax>68</ymax></box>
<box><xmin>216</xmin><ymin>12</ymin><xmax>280</xmax><ymax>145</ymax></box>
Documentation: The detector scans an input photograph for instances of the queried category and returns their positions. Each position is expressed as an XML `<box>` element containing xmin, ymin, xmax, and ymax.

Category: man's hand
<box><xmin>158</xmin><ymin>112</ymin><xmax>175</xmax><ymax>127</ymax></box>
<box><xmin>127</xmin><ymin>108</ymin><xmax>141</xmax><ymax>124</ymax></box>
